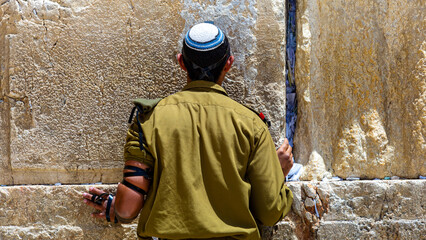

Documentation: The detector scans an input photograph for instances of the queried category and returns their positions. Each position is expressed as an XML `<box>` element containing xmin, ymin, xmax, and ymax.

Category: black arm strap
<box><xmin>91</xmin><ymin>192</ymin><xmax>109</xmax><ymax>205</ymax></box>
<box><xmin>105</xmin><ymin>195</ymin><xmax>118</xmax><ymax>223</ymax></box>
<box><xmin>128</xmin><ymin>106</ymin><xmax>155</xmax><ymax>160</ymax></box>
<box><xmin>90</xmin><ymin>193</ymin><xmax>118</xmax><ymax>223</ymax></box>
<box><xmin>121</xmin><ymin>179</ymin><xmax>147</xmax><ymax>196</ymax></box>
<box><xmin>123</xmin><ymin>165</ymin><xmax>152</xmax><ymax>180</ymax></box>
<box><xmin>127</xmin><ymin>105</ymin><xmax>147</xmax><ymax>151</ymax></box>
<box><xmin>135</xmin><ymin>105</ymin><xmax>146</xmax><ymax>151</ymax></box>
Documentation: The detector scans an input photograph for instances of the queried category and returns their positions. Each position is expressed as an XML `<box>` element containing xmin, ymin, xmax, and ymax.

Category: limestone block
<box><xmin>0</xmin><ymin>4</ymin><xmax>12</xmax><ymax>185</ymax></box>
<box><xmin>300</xmin><ymin>151</ymin><xmax>331</xmax><ymax>181</ymax></box>
<box><xmin>316</xmin><ymin>180</ymin><xmax>425</xmax><ymax>221</ymax></box>
<box><xmin>0</xmin><ymin>225</ymin><xmax>139</xmax><ymax>240</ymax></box>
<box><xmin>0</xmin><ymin>0</ymin><xmax>287</xmax><ymax>185</ymax></box>
<box><xmin>285</xmin><ymin>180</ymin><xmax>426</xmax><ymax>239</ymax></box>
<box><xmin>261</xmin><ymin>222</ymin><xmax>298</xmax><ymax>240</ymax></box>
<box><xmin>295</xmin><ymin>0</ymin><xmax>426</xmax><ymax>179</ymax></box>
<box><xmin>0</xmin><ymin>180</ymin><xmax>424</xmax><ymax>239</ymax></box>
<box><xmin>316</xmin><ymin>220</ymin><xmax>426</xmax><ymax>240</ymax></box>
<box><xmin>0</xmin><ymin>185</ymin><xmax>138</xmax><ymax>239</ymax></box>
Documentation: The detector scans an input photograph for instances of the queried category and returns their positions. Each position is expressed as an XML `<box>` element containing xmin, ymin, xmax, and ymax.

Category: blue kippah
<box><xmin>185</xmin><ymin>23</ymin><xmax>225</xmax><ymax>51</ymax></box>
<box><xmin>182</xmin><ymin>22</ymin><xmax>230</xmax><ymax>82</ymax></box>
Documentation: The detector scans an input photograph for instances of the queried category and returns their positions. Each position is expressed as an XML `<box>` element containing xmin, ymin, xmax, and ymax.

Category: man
<box><xmin>83</xmin><ymin>22</ymin><xmax>294</xmax><ymax>239</ymax></box>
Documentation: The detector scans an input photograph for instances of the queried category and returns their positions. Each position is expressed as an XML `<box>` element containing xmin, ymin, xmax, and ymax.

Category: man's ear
<box><xmin>177</xmin><ymin>53</ymin><xmax>187</xmax><ymax>72</ymax></box>
<box><xmin>223</xmin><ymin>55</ymin><xmax>234</xmax><ymax>73</ymax></box>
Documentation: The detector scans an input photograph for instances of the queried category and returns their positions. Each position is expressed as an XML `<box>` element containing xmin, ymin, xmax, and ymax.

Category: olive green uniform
<box><xmin>124</xmin><ymin>80</ymin><xmax>293</xmax><ymax>239</ymax></box>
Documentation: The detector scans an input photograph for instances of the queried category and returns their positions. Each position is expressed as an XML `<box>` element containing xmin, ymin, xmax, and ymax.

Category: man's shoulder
<box><xmin>159</xmin><ymin>90</ymin><xmax>250</xmax><ymax>113</ymax></box>
<box><xmin>154</xmin><ymin>90</ymin><xmax>270</xmax><ymax>128</ymax></box>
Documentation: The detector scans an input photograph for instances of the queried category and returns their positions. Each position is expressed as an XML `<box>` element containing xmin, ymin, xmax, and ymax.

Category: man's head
<box><xmin>178</xmin><ymin>23</ymin><xmax>234</xmax><ymax>84</ymax></box>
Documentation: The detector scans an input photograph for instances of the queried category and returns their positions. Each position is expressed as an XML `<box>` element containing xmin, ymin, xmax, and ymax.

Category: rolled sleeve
<box><xmin>123</xmin><ymin>122</ymin><xmax>154</xmax><ymax>168</ymax></box>
<box><xmin>247</xmin><ymin>127</ymin><xmax>293</xmax><ymax>226</ymax></box>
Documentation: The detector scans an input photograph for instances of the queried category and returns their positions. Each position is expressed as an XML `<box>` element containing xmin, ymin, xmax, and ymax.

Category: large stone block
<box><xmin>3</xmin><ymin>180</ymin><xmax>423</xmax><ymax>239</ymax></box>
<box><xmin>282</xmin><ymin>180</ymin><xmax>426</xmax><ymax>240</ymax></box>
<box><xmin>0</xmin><ymin>3</ymin><xmax>13</xmax><ymax>185</ymax></box>
<box><xmin>0</xmin><ymin>184</ymin><xmax>138</xmax><ymax>239</ymax></box>
<box><xmin>295</xmin><ymin>0</ymin><xmax>426</xmax><ymax>179</ymax></box>
<box><xmin>0</xmin><ymin>0</ymin><xmax>287</xmax><ymax>185</ymax></box>
<box><xmin>316</xmin><ymin>220</ymin><xmax>426</xmax><ymax>240</ymax></box>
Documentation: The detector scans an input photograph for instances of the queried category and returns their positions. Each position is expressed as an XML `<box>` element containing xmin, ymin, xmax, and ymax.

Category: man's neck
<box><xmin>187</xmin><ymin>77</ymin><xmax>225</xmax><ymax>86</ymax></box>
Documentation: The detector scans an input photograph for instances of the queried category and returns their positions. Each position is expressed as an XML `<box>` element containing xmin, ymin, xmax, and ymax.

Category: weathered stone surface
<box><xmin>283</xmin><ymin>180</ymin><xmax>426</xmax><ymax>239</ymax></box>
<box><xmin>316</xmin><ymin>180</ymin><xmax>425</xmax><ymax>221</ymax></box>
<box><xmin>300</xmin><ymin>151</ymin><xmax>331</xmax><ymax>181</ymax></box>
<box><xmin>0</xmin><ymin>185</ymin><xmax>138</xmax><ymax>239</ymax></box>
<box><xmin>0</xmin><ymin>5</ymin><xmax>12</xmax><ymax>185</ymax></box>
<box><xmin>295</xmin><ymin>0</ymin><xmax>426</xmax><ymax>179</ymax></box>
<box><xmin>0</xmin><ymin>0</ymin><xmax>287</xmax><ymax>185</ymax></box>
<box><xmin>317</xmin><ymin>220</ymin><xmax>426</xmax><ymax>240</ymax></box>
<box><xmin>0</xmin><ymin>180</ymin><xmax>424</xmax><ymax>239</ymax></box>
<box><xmin>284</xmin><ymin>180</ymin><xmax>426</xmax><ymax>239</ymax></box>
<box><xmin>0</xmin><ymin>0</ymin><xmax>424</xmax><ymax>239</ymax></box>
<box><xmin>0</xmin><ymin>225</ymin><xmax>139</xmax><ymax>240</ymax></box>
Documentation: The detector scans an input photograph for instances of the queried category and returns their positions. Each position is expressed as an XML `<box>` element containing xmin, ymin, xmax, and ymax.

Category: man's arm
<box><xmin>247</xmin><ymin>128</ymin><xmax>294</xmax><ymax>226</ymax></box>
<box><xmin>82</xmin><ymin>117</ymin><xmax>153</xmax><ymax>223</ymax></box>
<box><xmin>81</xmin><ymin>160</ymin><xmax>150</xmax><ymax>223</ymax></box>
<box><xmin>114</xmin><ymin>160</ymin><xmax>150</xmax><ymax>222</ymax></box>
<box><xmin>114</xmin><ymin>116</ymin><xmax>154</xmax><ymax>222</ymax></box>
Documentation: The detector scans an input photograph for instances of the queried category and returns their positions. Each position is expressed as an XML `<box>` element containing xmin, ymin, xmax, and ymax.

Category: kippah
<box><xmin>181</xmin><ymin>22</ymin><xmax>230</xmax><ymax>82</ymax></box>
<box><xmin>185</xmin><ymin>23</ymin><xmax>225</xmax><ymax>51</ymax></box>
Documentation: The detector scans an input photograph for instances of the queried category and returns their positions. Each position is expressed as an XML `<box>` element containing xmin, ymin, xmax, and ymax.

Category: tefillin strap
<box><xmin>121</xmin><ymin>165</ymin><xmax>151</xmax><ymax>196</ymax></box>
<box><xmin>187</xmin><ymin>52</ymin><xmax>230</xmax><ymax>82</ymax></box>
<box><xmin>89</xmin><ymin>193</ymin><xmax>118</xmax><ymax>223</ymax></box>
<box><xmin>105</xmin><ymin>195</ymin><xmax>118</xmax><ymax>223</ymax></box>
<box><xmin>123</xmin><ymin>165</ymin><xmax>152</xmax><ymax>180</ymax></box>
<box><xmin>128</xmin><ymin>105</ymin><xmax>146</xmax><ymax>151</ymax></box>
<box><xmin>182</xmin><ymin>42</ymin><xmax>231</xmax><ymax>82</ymax></box>
<box><xmin>128</xmin><ymin>105</ymin><xmax>154</xmax><ymax>159</ymax></box>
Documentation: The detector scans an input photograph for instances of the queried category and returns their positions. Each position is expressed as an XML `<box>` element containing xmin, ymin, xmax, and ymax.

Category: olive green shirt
<box><xmin>124</xmin><ymin>80</ymin><xmax>293</xmax><ymax>240</ymax></box>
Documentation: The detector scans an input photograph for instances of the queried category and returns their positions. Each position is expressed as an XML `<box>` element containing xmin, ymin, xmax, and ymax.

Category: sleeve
<box><xmin>247</xmin><ymin>126</ymin><xmax>293</xmax><ymax>226</ymax></box>
<box><xmin>123</xmin><ymin>121</ymin><xmax>154</xmax><ymax>168</ymax></box>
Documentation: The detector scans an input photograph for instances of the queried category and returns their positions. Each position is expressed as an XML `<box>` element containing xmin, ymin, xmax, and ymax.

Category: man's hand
<box><xmin>82</xmin><ymin>187</ymin><xmax>116</xmax><ymax>222</ymax></box>
<box><xmin>276</xmin><ymin>138</ymin><xmax>294</xmax><ymax>177</ymax></box>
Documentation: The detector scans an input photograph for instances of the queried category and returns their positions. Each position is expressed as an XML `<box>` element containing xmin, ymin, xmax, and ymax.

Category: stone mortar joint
<box><xmin>301</xmin><ymin>183</ymin><xmax>329</xmax><ymax>225</ymax></box>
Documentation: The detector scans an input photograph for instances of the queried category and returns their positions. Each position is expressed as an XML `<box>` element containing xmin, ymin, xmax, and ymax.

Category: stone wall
<box><xmin>0</xmin><ymin>0</ymin><xmax>287</xmax><ymax>185</ymax></box>
<box><xmin>2</xmin><ymin>1</ymin><xmax>424</xmax><ymax>184</ymax></box>
<box><xmin>0</xmin><ymin>181</ymin><xmax>424</xmax><ymax>239</ymax></box>
<box><xmin>295</xmin><ymin>0</ymin><xmax>425</xmax><ymax>180</ymax></box>
<box><xmin>0</xmin><ymin>0</ymin><xmax>425</xmax><ymax>239</ymax></box>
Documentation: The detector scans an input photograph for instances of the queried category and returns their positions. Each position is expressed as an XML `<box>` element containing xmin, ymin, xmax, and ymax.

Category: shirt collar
<box><xmin>182</xmin><ymin>80</ymin><xmax>228</xmax><ymax>96</ymax></box>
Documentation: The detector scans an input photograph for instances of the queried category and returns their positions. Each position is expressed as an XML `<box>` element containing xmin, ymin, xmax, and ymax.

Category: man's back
<box><xmin>124</xmin><ymin>80</ymin><xmax>293</xmax><ymax>239</ymax></box>
<box><xmin>82</xmin><ymin>23</ymin><xmax>294</xmax><ymax>239</ymax></box>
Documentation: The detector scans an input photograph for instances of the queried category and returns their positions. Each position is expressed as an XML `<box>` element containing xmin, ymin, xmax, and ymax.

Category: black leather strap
<box><xmin>106</xmin><ymin>195</ymin><xmax>113</xmax><ymax>222</ymax></box>
<box><xmin>121</xmin><ymin>179</ymin><xmax>147</xmax><ymax>196</ymax></box>
<box><xmin>92</xmin><ymin>193</ymin><xmax>108</xmax><ymax>205</ymax></box>
<box><xmin>128</xmin><ymin>105</ymin><xmax>156</xmax><ymax>160</ymax></box>
<box><xmin>123</xmin><ymin>165</ymin><xmax>151</xmax><ymax>180</ymax></box>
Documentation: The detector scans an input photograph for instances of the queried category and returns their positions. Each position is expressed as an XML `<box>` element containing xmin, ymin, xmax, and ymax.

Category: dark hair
<box><xmin>182</xmin><ymin>36</ymin><xmax>230</xmax><ymax>83</ymax></box>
